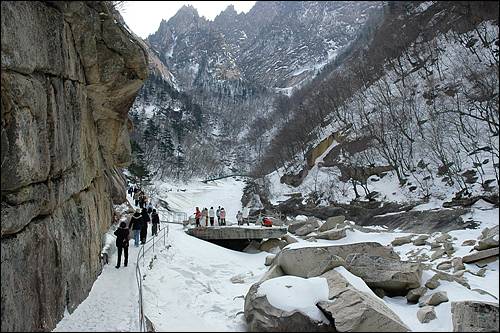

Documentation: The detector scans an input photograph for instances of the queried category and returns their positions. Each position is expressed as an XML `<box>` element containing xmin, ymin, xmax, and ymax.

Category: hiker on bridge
<box><xmin>140</xmin><ymin>207</ymin><xmax>151</xmax><ymax>244</ymax></box>
<box><xmin>236</xmin><ymin>210</ymin><xmax>243</xmax><ymax>225</ymax></box>
<box><xmin>216</xmin><ymin>206</ymin><xmax>221</xmax><ymax>225</ymax></box>
<box><xmin>151</xmin><ymin>209</ymin><xmax>160</xmax><ymax>236</ymax></box>
<box><xmin>114</xmin><ymin>221</ymin><xmax>129</xmax><ymax>268</ymax></box>
<box><xmin>194</xmin><ymin>207</ymin><xmax>201</xmax><ymax>227</ymax></box>
<box><xmin>209</xmin><ymin>207</ymin><xmax>215</xmax><ymax>226</ymax></box>
<box><xmin>220</xmin><ymin>207</ymin><xmax>226</xmax><ymax>226</ymax></box>
<box><xmin>202</xmin><ymin>208</ymin><xmax>209</xmax><ymax>227</ymax></box>
<box><xmin>128</xmin><ymin>209</ymin><xmax>142</xmax><ymax>247</ymax></box>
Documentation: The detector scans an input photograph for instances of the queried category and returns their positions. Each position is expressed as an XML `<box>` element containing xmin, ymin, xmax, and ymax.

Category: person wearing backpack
<box><xmin>128</xmin><ymin>209</ymin><xmax>143</xmax><ymax>247</ymax></box>
<box><xmin>114</xmin><ymin>221</ymin><xmax>129</xmax><ymax>268</ymax></box>
<box><xmin>151</xmin><ymin>209</ymin><xmax>160</xmax><ymax>236</ymax></box>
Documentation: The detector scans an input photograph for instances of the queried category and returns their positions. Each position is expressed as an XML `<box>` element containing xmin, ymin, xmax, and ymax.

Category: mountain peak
<box><xmin>176</xmin><ymin>5</ymin><xmax>199</xmax><ymax>18</ymax></box>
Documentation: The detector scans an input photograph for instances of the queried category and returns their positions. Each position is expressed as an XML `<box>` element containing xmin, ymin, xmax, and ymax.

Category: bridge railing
<box><xmin>135</xmin><ymin>220</ymin><xmax>171</xmax><ymax>332</ymax></box>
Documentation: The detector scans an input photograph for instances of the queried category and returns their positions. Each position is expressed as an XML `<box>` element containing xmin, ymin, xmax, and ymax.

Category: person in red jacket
<box><xmin>194</xmin><ymin>207</ymin><xmax>201</xmax><ymax>227</ymax></box>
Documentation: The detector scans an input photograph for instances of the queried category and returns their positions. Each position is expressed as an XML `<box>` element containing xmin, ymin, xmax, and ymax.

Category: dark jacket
<box><xmin>141</xmin><ymin>209</ymin><xmax>151</xmax><ymax>226</ymax></box>
<box><xmin>114</xmin><ymin>227</ymin><xmax>129</xmax><ymax>248</ymax></box>
<box><xmin>151</xmin><ymin>212</ymin><xmax>160</xmax><ymax>225</ymax></box>
<box><xmin>128</xmin><ymin>213</ymin><xmax>143</xmax><ymax>230</ymax></box>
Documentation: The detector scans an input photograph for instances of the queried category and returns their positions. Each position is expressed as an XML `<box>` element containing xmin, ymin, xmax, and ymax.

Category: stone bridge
<box><xmin>186</xmin><ymin>226</ymin><xmax>288</xmax><ymax>250</ymax></box>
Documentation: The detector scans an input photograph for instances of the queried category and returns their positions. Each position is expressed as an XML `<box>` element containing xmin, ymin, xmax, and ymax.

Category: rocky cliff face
<box><xmin>1</xmin><ymin>1</ymin><xmax>147</xmax><ymax>331</ymax></box>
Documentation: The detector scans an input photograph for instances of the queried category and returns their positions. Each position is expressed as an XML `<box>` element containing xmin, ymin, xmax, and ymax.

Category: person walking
<box><xmin>140</xmin><ymin>207</ymin><xmax>150</xmax><ymax>244</ymax></box>
<box><xmin>209</xmin><ymin>207</ymin><xmax>215</xmax><ymax>226</ymax></box>
<box><xmin>216</xmin><ymin>206</ymin><xmax>221</xmax><ymax>225</ymax></box>
<box><xmin>202</xmin><ymin>208</ymin><xmax>208</xmax><ymax>227</ymax></box>
<box><xmin>194</xmin><ymin>207</ymin><xmax>201</xmax><ymax>227</ymax></box>
<box><xmin>236</xmin><ymin>210</ymin><xmax>243</xmax><ymax>226</ymax></box>
<box><xmin>151</xmin><ymin>209</ymin><xmax>160</xmax><ymax>236</ymax></box>
<box><xmin>133</xmin><ymin>191</ymin><xmax>140</xmax><ymax>207</ymax></box>
<box><xmin>220</xmin><ymin>207</ymin><xmax>226</xmax><ymax>226</ymax></box>
<box><xmin>114</xmin><ymin>221</ymin><xmax>129</xmax><ymax>268</ymax></box>
<box><xmin>128</xmin><ymin>209</ymin><xmax>142</xmax><ymax>247</ymax></box>
<box><xmin>147</xmin><ymin>201</ymin><xmax>153</xmax><ymax>214</ymax></box>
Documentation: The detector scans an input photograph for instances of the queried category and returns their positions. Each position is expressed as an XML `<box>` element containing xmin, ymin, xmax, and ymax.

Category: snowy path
<box><xmin>53</xmin><ymin>241</ymin><xmax>140</xmax><ymax>332</ymax></box>
<box><xmin>54</xmin><ymin>194</ymin><xmax>141</xmax><ymax>332</ymax></box>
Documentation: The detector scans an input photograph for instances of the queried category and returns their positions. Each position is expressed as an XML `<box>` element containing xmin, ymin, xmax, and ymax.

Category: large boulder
<box><xmin>462</xmin><ymin>247</ymin><xmax>499</xmax><ymax>263</ymax></box>
<box><xmin>419</xmin><ymin>291</ymin><xmax>449</xmax><ymax>307</ymax></box>
<box><xmin>316</xmin><ymin>227</ymin><xmax>348</xmax><ymax>240</ymax></box>
<box><xmin>276</xmin><ymin>242</ymin><xmax>399</xmax><ymax>278</ymax></box>
<box><xmin>317</xmin><ymin>269</ymin><xmax>409</xmax><ymax>332</ymax></box>
<box><xmin>451</xmin><ymin>301</ymin><xmax>499</xmax><ymax>332</ymax></box>
<box><xmin>287</xmin><ymin>217</ymin><xmax>319</xmax><ymax>234</ymax></box>
<box><xmin>391</xmin><ymin>235</ymin><xmax>414</xmax><ymax>246</ymax></box>
<box><xmin>417</xmin><ymin>306</ymin><xmax>436</xmax><ymax>323</ymax></box>
<box><xmin>295</xmin><ymin>220</ymin><xmax>320</xmax><ymax>236</ymax></box>
<box><xmin>318</xmin><ymin>215</ymin><xmax>346</xmax><ymax>232</ymax></box>
<box><xmin>260</xmin><ymin>238</ymin><xmax>286</xmax><ymax>253</ymax></box>
<box><xmin>406</xmin><ymin>287</ymin><xmax>427</xmax><ymax>303</ymax></box>
<box><xmin>282</xmin><ymin>234</ymin><xmax>299</xmax><ymax>244</ymax></box>
<box><xmin>344</xmin><ymin>253</ymin><xmax>422</xmax><ymax>295</ymax></box>
<box><xmin>367</xmin><ymin>209</ymin><xmax>470</xmax><ymax>233</ymax></box>
<box><xmin>244</xmin><ymin>278</ymin><xmax>331</xmax><ymax>332</ymax></box>
<box><xmin>474</xmin><ymin>237</ymin><xmax>499</xmax><ymax>251</ymax></box>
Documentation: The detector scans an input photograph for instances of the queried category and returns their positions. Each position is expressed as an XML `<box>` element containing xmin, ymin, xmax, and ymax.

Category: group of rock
<box><xmin>242</xmin><ymin>215</ymin><xmax>499</xmax><ymax>332</ymax></box>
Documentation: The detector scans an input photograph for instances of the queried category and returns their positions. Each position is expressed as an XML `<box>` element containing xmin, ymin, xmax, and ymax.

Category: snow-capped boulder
<box><xmin>317</xmin><ymin>269</ymin><xmax>410</xmax><ymax>332</ymax></box>
<box><xmin>451</xmin><ymin>301</ymin><xmax>499</xmax><ymax>332</ymax></box>
<box><xmin>244</xmin><ymin>277</ymin><xmax>331</xmax><ymax>332</ymax></box>
<box><xmin>276</xmin><ymin>242</ymin><xmax>399</xmax><ymax>278</ymax></box>
<box><xmin>344</xmin><ymin>253</ymin><xmax>422</xmax><ymax>295</ymax></box>
<box><xmin>318</xmin><ymin>215</ymin><xmax>345</xmax><ymax>232</ymax></box>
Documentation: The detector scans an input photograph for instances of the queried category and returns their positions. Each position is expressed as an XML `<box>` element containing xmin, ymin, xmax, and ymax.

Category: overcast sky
<box><xmin>119</xmin><ymin>1</ymin><xmax>256</xmax><ymax>39</ymax></box>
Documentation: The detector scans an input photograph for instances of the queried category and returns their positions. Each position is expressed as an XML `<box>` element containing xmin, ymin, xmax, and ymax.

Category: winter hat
<box><xmin>120</xmin><ymin>221</ymin><xmax>126</xmax><ymax>228</ymax></box>
<box><xmin>153</xmin><ymin>209</ymin><xmax>156</xmax><ymax>213</ymax></box>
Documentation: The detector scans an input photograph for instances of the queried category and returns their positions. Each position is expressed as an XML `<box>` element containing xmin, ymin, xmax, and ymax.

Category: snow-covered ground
<box><xmin>53</xmin><ymin>243</ymin><xmax>141</xmax><ymax>332</ymax></box>
<box><xmin>142</xmin><ymin>223</ymin><xmax>268</xmax><ymax>331</ymax></box>
<box><xmin>53</xmin><ymin>179</ymin><xmax>498</xmax><ymax>332</ymax></box>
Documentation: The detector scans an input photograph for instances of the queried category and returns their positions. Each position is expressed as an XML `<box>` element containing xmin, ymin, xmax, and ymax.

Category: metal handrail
<box><xmin>135</xmin><ymin>220</ymin><xmax>170</xmax><ymax>332</ymax></box>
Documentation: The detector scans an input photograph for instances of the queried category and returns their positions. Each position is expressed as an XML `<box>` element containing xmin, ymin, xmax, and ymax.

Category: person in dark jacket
<box><xmin>151</xmin><ymin>209</ymin><xmax>160</xmax><ymax>236</ymax></box>
<box><xmin>140</xmin><ymin>207</ymin><xmax>151</xmax><ymax>244</ymax></box>
<box><xmin>114</xmin><ymin>221</ymin><xmax>129</xmax><ymax>268</ymax></box>
<box><xmin>128</xmin><ymin>209</ymin><xmax>143</xmax><ymax>247</ymax></box>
